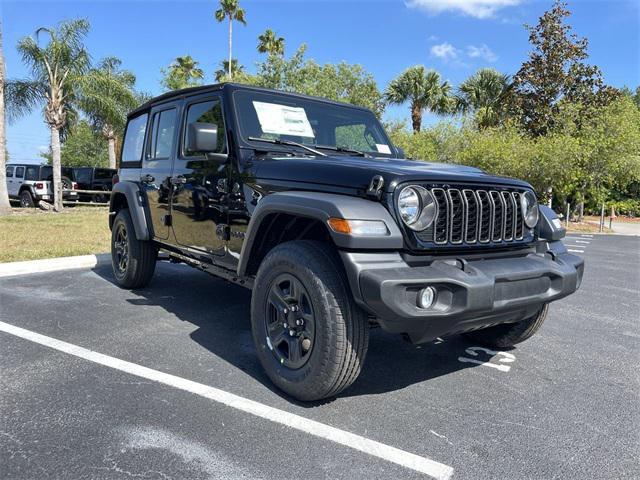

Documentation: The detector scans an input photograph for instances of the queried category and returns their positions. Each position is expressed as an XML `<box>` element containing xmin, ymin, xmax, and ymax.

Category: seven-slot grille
<box><xmin>417</xmin><ymin>187</ymin><xmax>527</xmax><ymax>246</ymax></box>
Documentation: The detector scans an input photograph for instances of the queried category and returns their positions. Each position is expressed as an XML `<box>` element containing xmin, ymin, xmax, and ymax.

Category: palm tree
<box><xmin>214</xmin><ymin>0</ymin><xmax>247</xmax><ymax>79</ymax></box>
<box><xmin>456</xmin><ymin>68</ymin><xmax>512</xmax><ymax>129</ymax></box>
<box><xmin>160</xmin><ymin>55</ymin><xmax>204</xmax><ymax>91</ymax></box>
<box><xmin>0</xmin><ymin>22</ymin><xmax>11</xmax><ymax>215</ymax></box>
<box><xmin>257</xmin><ymin>29</ymin><xmax>285</xmax><ymax>56</ymax></box>
<box><xmin>79</xmin><ymin>57</ymin><xmax>138</xmax><ymax>169</ymax></box>
<box><xmin>385</xmin><ymin>66</ymin><xmax>451</xmax><ymax>133</ymax></box>
<box><xmin>214</xmin><ymin>59</ymin><xmax>244</xmax><ymax>82</ymax></box>
<box><xmin>7</xmin><ymin>19</ymin><xmax>90</xmax><ymax>211</ymax></box>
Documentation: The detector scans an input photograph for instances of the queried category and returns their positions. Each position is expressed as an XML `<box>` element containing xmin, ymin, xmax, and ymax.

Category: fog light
<box><xmin>417</xmin><ymin>287</ymin><xmax>436</xmax><ymax>309</ymax></box>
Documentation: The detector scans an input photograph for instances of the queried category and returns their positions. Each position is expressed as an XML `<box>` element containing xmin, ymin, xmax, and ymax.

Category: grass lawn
<box><xmin>0</xmin><ymin>207</ymin><xmax>111</xmax><ymax>263</ymax></box>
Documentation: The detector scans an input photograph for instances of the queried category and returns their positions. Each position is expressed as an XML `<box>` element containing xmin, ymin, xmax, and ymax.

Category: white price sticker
<box><xmin>253</xmin><ymin>101</ymin><xmax>315</xmax><ymax>138</ymax></box>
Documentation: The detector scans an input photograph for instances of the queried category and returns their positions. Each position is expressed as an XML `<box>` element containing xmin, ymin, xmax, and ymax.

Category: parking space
<box><xmin>1</xmin><ymin>235</ymin><xmax>639</xmax><ymax>479</ymax></box>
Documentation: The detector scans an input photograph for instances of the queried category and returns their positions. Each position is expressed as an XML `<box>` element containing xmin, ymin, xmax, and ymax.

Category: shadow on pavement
<box><xmin>94</xmin><ymin>261</ymin><xmax>483</xmax><ymax>404</ymax></box>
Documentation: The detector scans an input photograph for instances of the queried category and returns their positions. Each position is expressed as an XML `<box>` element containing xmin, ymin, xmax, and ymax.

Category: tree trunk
<box><xmin>50</xmin><ymin>126</ymin><xmax>63</xmax><ymax>212</ymax></box>
<box><xmin>0</xmin><ymin>22</ymin><xmax>11</xmax><ymax>215</ymax></box>
<box><xmin>108</xmin><ymin>136</ymin><xmax>116</xmax><ymax>169</ymax></box>
<box><xmin>228</xmin><ymin>17</ymin><xmax>233</xmax><ymax>79</ymax></box>
<box><xmin>411</xmin><ymin>102</ymin><xmax>422</xmax><ymax>133</ymax></box>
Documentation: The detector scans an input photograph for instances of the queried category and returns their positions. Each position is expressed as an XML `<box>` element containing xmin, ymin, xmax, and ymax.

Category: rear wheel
<box><xmin>464</xmin><ymin>304</ymin><xmax>549</xmax><ymax>348</ymax></box>
<box><xmin>251</xmin><ymin>240</ymin><xmax>369</xmax><ymax>401</ymax></box>
<box><xmin>19</xmin><ymin>190</ymin><xmax>35</xmax><ymax>208</ymax></box>
<box><xmin>111</xmin><ymin>209</ymin><xmax>157</xmax><ymax>289</ymax></box>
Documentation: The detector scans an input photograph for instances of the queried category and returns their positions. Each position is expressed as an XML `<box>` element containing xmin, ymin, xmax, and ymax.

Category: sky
<box><xmin>3</xmin><ymin>0</ymin><xmax>639</xmax><ymax>164</ymax></box>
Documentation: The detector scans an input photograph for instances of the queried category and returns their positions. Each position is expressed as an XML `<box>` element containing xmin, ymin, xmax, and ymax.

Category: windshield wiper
<box><xmin>315</xmin><ymin>145</ymin><xmax>371</xmax><ymax>157</ymax></box>
<box><xmin>248</xmin><ymin>137</ymin><xmax>327</xmax><ymax>157</ymax></box>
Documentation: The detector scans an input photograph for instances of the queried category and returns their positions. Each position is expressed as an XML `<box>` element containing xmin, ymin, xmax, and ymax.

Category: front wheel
<box><xmin>251</xmin><ymin>241</ymin><xmax>369</xmax><ymax>402</ymax></box>
<box><xmin>111</xmin><ymin>209</ymin><xmax>157</xmax><ymax>289</ymax></box>
<box><xmin>463</xmin><ymin>304</ymin><xmax>549</xmax><ymax>348</ymax></box>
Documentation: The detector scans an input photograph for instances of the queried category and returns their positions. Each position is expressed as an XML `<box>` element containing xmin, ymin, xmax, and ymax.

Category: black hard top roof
<box><xmin>128</xmin><ymin>83</ymin><xmax>373</xmax><ymax>119</ymax></box>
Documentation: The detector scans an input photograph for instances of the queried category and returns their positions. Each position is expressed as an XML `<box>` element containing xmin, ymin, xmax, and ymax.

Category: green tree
<box><xmin>257</xmin><ymin>29</ymin><xmax>285</xmax><ymax>56</ymax></box>
<box><xmin>0</xmin><ymin>22</ymin><xmax>11</xmax><ymax>215</ymax></box>
<box><xmin>456</xmin><ymin>68</ymin><xmax>511</xmax><ymax>129</ymax></box>
<box><xmin>160</xmin><ymin>55</ymin><xmax>204</xmax><ymax>91</ymax></box>
<box><xmin>255</xmin><ymin>45</ymin><xmax>384</xmax><ymax>116</ymax></box>
<box><xmin>214</xmin><ymin>0</ymin><xmax>247</xmax><ymax>80</ymax></box>
<box><xmin>6</xmin><ymin>19</ymin><xmax>90</xmax><ymax>211</ymax></box>
<box><xmin>41</xmin><ymin>120</ymin><xmax>109</xmax><ymax>168</ymax></box>
<box><xmin>79</xmin><ymin>57</ymin><xmax>137</xmax><ymax>168</ymax></box>
<box><xmin>384</xmin><ymin>65</ymin><xmax>451</xmax><ymax>133</ymax></box>
<box><xmin>511</xmin><ymin>0</ymin><xmax>617</xmax><ymax>136</ymax></box>
<box><xmin>214</xmin><ymin>58</ymin><xmax>245</xmax><ymax>82</ymax></box>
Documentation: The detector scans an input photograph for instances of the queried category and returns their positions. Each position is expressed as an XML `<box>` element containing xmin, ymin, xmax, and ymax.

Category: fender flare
<box><xmin>237</xmin><ymin>191</ymin><xmax>403</xmax><ymax>277</ymax></box>
<box><xmin>538</xmin><ymin>205</ymin><xmax>566</xmax><ymax>241</ymax></box>
<box><xmin>109</xmin><ymin>182</ymin><xmax>152</xmax><ymax>241</ymax></box>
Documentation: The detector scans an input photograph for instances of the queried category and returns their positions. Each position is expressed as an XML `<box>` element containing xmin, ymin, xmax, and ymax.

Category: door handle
<box><xmin>140</xmin><ymin>174</ymin><xmax>155</xmax><ymax>183</ymax></box>
<box><xmin>170</xmin><ymin>176</ymin><xmax>187</xmax><ymax>185</ymax></box>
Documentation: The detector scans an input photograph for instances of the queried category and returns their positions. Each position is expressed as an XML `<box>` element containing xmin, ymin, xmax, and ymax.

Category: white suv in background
<box><xmin>5</xmin><ymin>164</ymin><xmax>79</xmax><ymax>207</ymax></box>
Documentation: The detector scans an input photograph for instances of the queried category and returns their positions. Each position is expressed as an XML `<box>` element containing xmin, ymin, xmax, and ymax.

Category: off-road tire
<box><xmin>464</xmin><ymin>304</ymin><xmax>549</xmax><ymax>348</ymax></box>
<box><xmin>111</xmin><ymin>208</ymin><xmax>157</xmax><ymax>289</ymax></box>
<box><xmin>251</xmin><ymin>240</ymin><xmax>369</xmax><ymax>401</ymax></box>
<box><xmin>20</xmin><ymin>190</ymin><xmax>35</xmax><ymax>208</ymax></box>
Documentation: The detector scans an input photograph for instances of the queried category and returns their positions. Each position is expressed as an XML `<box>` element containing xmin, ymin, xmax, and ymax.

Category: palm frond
<box><xmin>4</xmin><ymin>79</ymin><xmax>46</xmax><ymax>122</ymax></box>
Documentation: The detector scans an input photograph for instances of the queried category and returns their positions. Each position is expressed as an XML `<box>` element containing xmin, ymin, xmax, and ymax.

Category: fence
<box><xmin>62</xmin><ymin>189</ymin><xmax>111</xmax><ymax>206</ymax></box>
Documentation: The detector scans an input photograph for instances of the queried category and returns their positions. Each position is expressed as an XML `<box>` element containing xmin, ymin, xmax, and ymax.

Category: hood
<box><xmin>253</xmin><ymin>155</ymin><xmax>531</xmax><ymax>192</ymax></box>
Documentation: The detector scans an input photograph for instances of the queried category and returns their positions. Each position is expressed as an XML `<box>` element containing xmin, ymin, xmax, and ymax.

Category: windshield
<box><xmin>233</xmin><ymin>90</ymin><xmax>395</xmax><ymax>157</ymax></box>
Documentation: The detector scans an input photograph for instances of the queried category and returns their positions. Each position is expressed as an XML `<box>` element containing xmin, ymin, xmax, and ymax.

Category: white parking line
<box><xmin>567</xmin><ymin>249</ymin><xmax>584</xmax><ymax>253</ymax></box>
<box><xmin>574</xmin><ymin>240</ymin><xmax>590</xmax><ymax>244</ymax></box>
<box><xmin>0</xmin><ymin>321</ymin><xmax>453</xmax><ymax>480</ymax></box>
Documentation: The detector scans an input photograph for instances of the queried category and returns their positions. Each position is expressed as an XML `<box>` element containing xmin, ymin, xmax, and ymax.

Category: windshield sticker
<box><xmin>252</xmin><ymin>101</ymin><xmax>315</xmax><ymax>138</ymax></box>
<box><xmin>376</xmin><ymin>144</ymin><xmax>391</xmax><ymax>154</ymax></box>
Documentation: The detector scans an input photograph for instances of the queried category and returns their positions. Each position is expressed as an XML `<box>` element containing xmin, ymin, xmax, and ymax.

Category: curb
<box><xmin>0</xmin><ymin>254</ymin><xmax>111</xmax><ymax>278</ymax></box>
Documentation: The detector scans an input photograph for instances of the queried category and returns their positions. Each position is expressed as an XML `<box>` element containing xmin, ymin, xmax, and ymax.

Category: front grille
<box><xmin>415</xmin><ymin>186</ymin><xmax>531</xmax><ymax>247</ymax></box>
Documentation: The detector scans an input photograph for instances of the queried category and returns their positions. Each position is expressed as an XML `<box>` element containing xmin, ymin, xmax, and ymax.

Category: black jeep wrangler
<box><xmin>109</xmin><ymin>83</ymin><xmax>584</xmax><ymax>401</ymax></box>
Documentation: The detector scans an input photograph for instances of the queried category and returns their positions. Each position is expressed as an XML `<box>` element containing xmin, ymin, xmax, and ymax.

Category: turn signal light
<box><xmin>327</xmin><ymin>218</ymin><xmax>389</xmax><ymax>236</ymax></box>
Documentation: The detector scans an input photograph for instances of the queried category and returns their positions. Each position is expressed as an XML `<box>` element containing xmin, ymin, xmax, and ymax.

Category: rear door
<box><xmin>13</xmin><ymin>166</ymin><xmax>25</xmax><ymax>196</ymax></box>
<box><xmin>142</xmin><ymin>103</ymin><xmax>180</xmax><ymax>241</ymax></box>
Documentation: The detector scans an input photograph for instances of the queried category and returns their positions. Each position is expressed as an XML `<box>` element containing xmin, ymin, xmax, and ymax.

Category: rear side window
<box><xmin>6</xmin><ymin>167</ymin><xmax>13</xmax><ymax>178</ymax></box>
<box><xmin>25</xmin><ymin>166</ymin><xmax>38</xmax><ymax>181</ymax></box>
<box><xmin>122</xmin><ymin>113</ymin><xmax>148</xmax><ymax>163</ymax></box>
<box><xmin>149</xmin><ymin>109</ymin><xmax>177</xmax><ymax>159</ymax></box>
<box><xmin>184</xmin><ymin>99</ymin><xmax>226</xmax><ymax>156</ymax></box>
<box><xmin>15</xmin><ymin>166</ymin><xmax>25</xmax><ymax>178</ymax></box>
<box><xmin>95</xmin><ymin>169</ymin><xmax>114</xmax><ymax>180</ymax></box>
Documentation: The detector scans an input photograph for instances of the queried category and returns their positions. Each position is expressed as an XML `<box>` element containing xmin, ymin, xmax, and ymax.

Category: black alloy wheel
<box><xmin>113</xmin><ymin>222</ymin><xmax>129</xmax><ymax>275</ymax></box>
<box><xmin>264</xmin><ymin>273</ymin><xmax>316</xmax><ymax>370</ymax></box>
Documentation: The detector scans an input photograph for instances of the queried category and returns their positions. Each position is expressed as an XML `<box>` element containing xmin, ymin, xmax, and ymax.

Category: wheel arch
<box><xmin>109</xmin><ymin>182</ymin><xmax>152</xmax><ymax>241</ymax></box>
<box><xmin>237</xmin><ymin>191</ymin><xmax>403</xmax><ymax>277</ymax></box>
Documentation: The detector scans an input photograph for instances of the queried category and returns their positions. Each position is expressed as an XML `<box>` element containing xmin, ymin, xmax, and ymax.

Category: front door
<box><xmin>142</xmin><ymin>103</ymin><xmax>180</xmax><ymax>241</ymax></box>
<box><xmin>170</xmin><ymin>95</ymin><xmax>229</xmax><ymax>255</ymax></box>
<box><xmin>6</xmin><ymin>166</ymin><xmax>15</xmax><ymax>196</ymax></box>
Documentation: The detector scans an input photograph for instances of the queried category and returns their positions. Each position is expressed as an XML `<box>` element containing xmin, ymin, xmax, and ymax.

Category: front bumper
<box><xmin>341</xmin><ymin>241</ymin><xmax>584</xmax><ymax>344</ymax></box>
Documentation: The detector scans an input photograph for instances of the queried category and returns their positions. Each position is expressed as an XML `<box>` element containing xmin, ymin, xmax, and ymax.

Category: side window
<box><xmin>184</xmin><ymin>99</ymin><xmax>226</xmax><ymax>156</ymax></box>
<box><xmin>25</xmin><ymin>166</ymin><xmax>38</xmax><ymax>181</ymax></box>
<box><xmin>149</xmin><ymin>109</ymin><xmax>177</xmax><ymax>159</ymax></box>
<box><xmin>6</xmin><ymin>167</ymin><xmax>13</xmax><ymax>178</ymax></box>
<box><xmin>15</xmin><ymin>166</ymin><xmax>25</xmax><ymax>178</ymax></box>
<box><xmin>122</xmin><ymin>113</ymin><xmax>149</xmax><ymax>163</ymax></box>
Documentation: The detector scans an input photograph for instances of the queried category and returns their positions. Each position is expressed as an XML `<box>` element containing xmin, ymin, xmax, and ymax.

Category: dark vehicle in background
<box><xmin>5</xmin><ymin>163</ymin><xmax>79</xmax><ymax>207</ymax></box>
<box><xmin>72</xmin><ymin>167</ymin><xmax>117</xmax><ymax>202</ymax></box>
<box><xmin>108</xmin><ymin>83</ymin><xmax>584</xmax><ymax>401</ymax></box>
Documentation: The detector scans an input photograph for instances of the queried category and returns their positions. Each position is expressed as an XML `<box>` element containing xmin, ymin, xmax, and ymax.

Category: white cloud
<box><xmin>430</xmin><ymin>42</ymin><xmax>460</xmax><ymax>61</ymax></box>
<box><xmin>466</xmin><ymin>44</ymin><xmax>498</xmax><ymax>62</ymax></box>
<box><xmin>407</xmin><ymin>0</ymin><xmax>521</xmax><ymax>19</ymax></box>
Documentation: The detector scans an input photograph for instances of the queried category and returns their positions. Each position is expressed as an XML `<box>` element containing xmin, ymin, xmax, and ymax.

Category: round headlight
<box><xmin>398</xmin><ymin>187</ymin><xmax>420</xmax><ymax>225</ymax></box>
<box><xmin>520</xmin><ymin>190</ymin><xmax>539</xmax><ymax>228</ymax></box>
<box><xmin>398</xmin><ymin>186</ymin><xmax>437</xmax><ymax>231</ymax></box>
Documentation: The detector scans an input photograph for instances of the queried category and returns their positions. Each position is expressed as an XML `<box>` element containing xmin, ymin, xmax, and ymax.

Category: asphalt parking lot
<box><xmin>1</xmin><ymin>234</ymin><xmax>639</xmax><ymax>480</ymax></box>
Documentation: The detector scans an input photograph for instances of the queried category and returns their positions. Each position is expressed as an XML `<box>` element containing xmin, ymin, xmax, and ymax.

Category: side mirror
<box><xmin>187</xmin><ymin>122</ymin><xmax>219</xmax><ymax>153</ymax></box>
<box><xmin>396</xmin><ymin>146</ymin><xmax>406</xmax><ymax>159</ymax></box>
